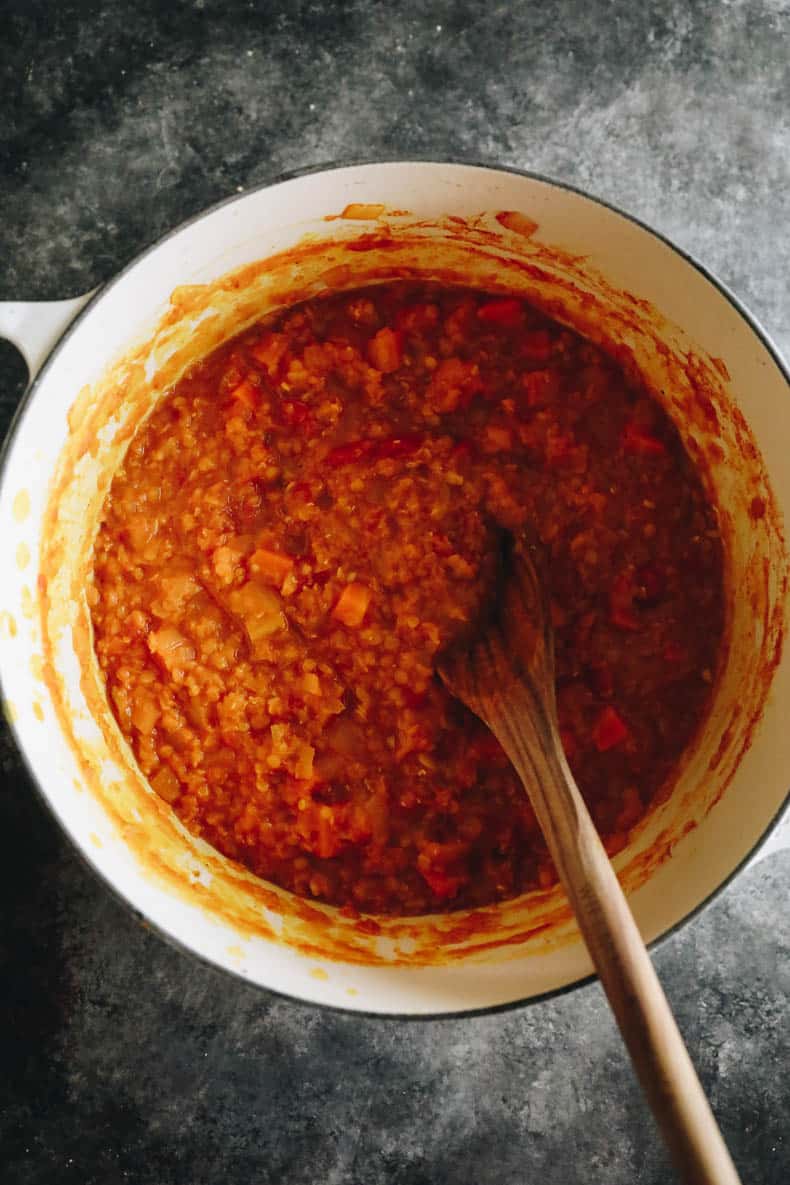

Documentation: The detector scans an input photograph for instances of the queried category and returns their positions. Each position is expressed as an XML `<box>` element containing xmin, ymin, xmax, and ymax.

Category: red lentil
<box><xmin>90</xmin><ymin>282</ymin><xmax>724</xmax><ymax>915</ymax></box>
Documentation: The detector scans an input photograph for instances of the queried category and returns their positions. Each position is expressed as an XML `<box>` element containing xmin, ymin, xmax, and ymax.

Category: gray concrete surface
<box><xmin>1</xmin><ymin>2</ymin><xmax>788</xmax><ymax>1182</ymax></box>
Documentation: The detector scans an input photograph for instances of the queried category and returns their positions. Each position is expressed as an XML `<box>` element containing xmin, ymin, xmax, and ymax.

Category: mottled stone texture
<box><xmin>1</xmin><ymin>2</ymin><xmax>788</xmax><ymax>1182</ymax></box>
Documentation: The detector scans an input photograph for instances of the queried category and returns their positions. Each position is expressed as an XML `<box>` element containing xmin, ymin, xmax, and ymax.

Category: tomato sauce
<box><xmin>90</xmin><ymin>283</ymin><xmax>724</xmax><ymax>915</ymax></box>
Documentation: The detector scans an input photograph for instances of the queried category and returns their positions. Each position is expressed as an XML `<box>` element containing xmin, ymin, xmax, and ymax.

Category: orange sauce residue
<box><xmin>324</xmin><ymin>203</ymin><xmax>412</xmax><ymax>222</ymax></box>
<box><xmin>20</xmin><ymin>586</ymin><xmax>34</xmax><ymax>621</ymax></box>
<box><xmin>0</xmin><ymin>612</ymin><xmax>18</xmax><ymax>640</ymax></box>
<box><xmin>339</xmin><ymin>202</ymin><xmax>386</xmax><ymax>220</ymax></box>
<box><xmin>12</xmin><ymin>489</ymin><xmax>30</xmax><ymax>523</ymax></box>
<box><xmin>496</xmin><ymin>210</ymin><xmax>539</xmax><ymax>238</ymax></box>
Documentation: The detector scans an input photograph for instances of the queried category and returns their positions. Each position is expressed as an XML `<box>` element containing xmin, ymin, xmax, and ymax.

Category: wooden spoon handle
<box><xmin>487</xmin><ymin>681</ymin><xmax>741</xmax><ymax>1185</ymax></box>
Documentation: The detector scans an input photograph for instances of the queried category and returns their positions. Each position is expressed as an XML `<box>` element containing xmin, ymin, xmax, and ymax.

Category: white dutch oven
<box><xmin>1</xmin><ymin>162</ymin><xmax>788</xmax><ymax>1016</ymax></box>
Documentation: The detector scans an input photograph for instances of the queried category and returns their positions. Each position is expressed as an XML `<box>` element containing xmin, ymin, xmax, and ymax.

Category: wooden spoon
<box><xmin>438</xmin><ymin>531</ymin><xmax>741</xmax><ymax>1185</ymax></box>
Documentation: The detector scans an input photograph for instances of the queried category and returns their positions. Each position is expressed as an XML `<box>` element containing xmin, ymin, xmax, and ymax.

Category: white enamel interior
<box><xmin>1</xmin><ymin>162</ymin><xmax>788</xmax><ymax>1015</ymax></box>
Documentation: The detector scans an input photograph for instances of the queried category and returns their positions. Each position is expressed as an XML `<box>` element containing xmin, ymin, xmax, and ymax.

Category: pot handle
<box><xmin>748</xmin><ymin>804</ymin><xmax>790</xmax><ymax>868</ymax></box>
<box><xmin>0</xmin><ymin>291</ymin><xmax>97</xmax><ymax>385</ymax></box>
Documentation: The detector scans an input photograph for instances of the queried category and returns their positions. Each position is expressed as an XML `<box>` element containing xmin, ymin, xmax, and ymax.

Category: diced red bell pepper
<box><xmin>545</xmin><ymin>431</ymin><xmax>578</xmax><ymax>467</ymax></box>
<box><xmin>622</xmin><ymin>422</ymin><xmax>667</xmax><ymax>456</ymax></box>
<box><xmin>483</xmin><ymin>424</ymin><xmax>514</xmax><ymax>453</ymax></box>
<box><xmin>326</xmin><ymin>435</ymin><xmax>423</xmax><ymax>467</ymax></box>
<box><xmin>520</xmin><ymin>329</ymin><xmax>553</xmax><ymax>363</ymax></box>
<box><xmin>326</xmin><ymin>439</ymin><xmax>377</xmax><ymax>467</ymax></box>
<box><xmin>477</xmin><ymin>298</ymin><xmax>523</xmax><ymax>328</ymax></box>
<box><xmin>588</xmin><ymin>664</ymin><xmax>614</xmax><ymax>698</ymax></box>
<box><xmin>373</xmin><ymin>434</ymin><xmax>423</xmax><ymax>461</ymax></box>
<box><xmin>592</xmin><ymin>706</ymin><xmax>630</xmax><ymax>752</ymax></box>
<box><xmin>609</xmin><ymin>572</ymin><xmax>640</xmax><ymax>631</ymax></box>
<box><xmin>419</xmin><ymin>866</ymin><xmax>465</xmax><ymax>900</ymax></box>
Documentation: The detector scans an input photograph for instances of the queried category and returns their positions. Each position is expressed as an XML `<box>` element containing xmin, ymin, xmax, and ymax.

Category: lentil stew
<box><xmin>90</xmin><ymin>282</ymin><xmax>724</xmax><ymax>916</ymax></box>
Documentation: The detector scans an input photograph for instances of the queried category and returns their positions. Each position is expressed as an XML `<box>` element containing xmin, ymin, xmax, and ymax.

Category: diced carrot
<box><xmin>147</xmin><ymin>627</ymin><xmax>196</xmax><ymax>671</ymax></box>
<box><xmin>622</xmin><ymin>421</ymin><xmax>667</xmax><ymax>456</ymax></box>
<box><xmin>151</xmin><ymin>764</ymin><xmax>181</xmax><ymax>804</ymax></box>
<box><xmin>250</xmin><ymin>332</ymin><xmax>289</xmax><ymax>376</ymax></box>
<box><xmin>132</xmin><ymin>689</ymin><xmax>160</xmax><ymax>734</ymax></box>
<box><xmin>294</xmin><ymin>741</ymin><xmax>315</xmax><ymax>781</ymax></box>
<box><xmin>482</xmin><ymin>424</ymin><xmax>514</xmax><ymax>453</ymax></box>
<box><xmin>592</xmin><ymin>706</ymin><xmax>630</xmax><ymax>751</ymax></box>
<box><xmin>227</xmin><ymin>378</ymin><xmax>259</xmax><ymax>411</ymax></box>
<box><xmin>249</xmin><ymin>548</ymin><xmax>294</xmax><ymax>587</ymax></box>
<box><xmin>477</xmin><ymin>298</ymin><xmax>523</xmax><ymax>327</ymax></box>
<box><xmin>228</xmin><ymin>582</ymin><xmax>286</xmax><ymax>646</ymax></box>
<box><xmin>368</xmin><ymin>327</ymin><xmax>403</xmax><ymax>373</ymax></box>
<box><xmin>426</xmin><ymin>357</ymin><xmax>483</xmax><ymax>413</ymax></box>
<box><xmin>332</xmin><ymin>582</ymin><xmax>371</xmax><ymax>628</ymax></box>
